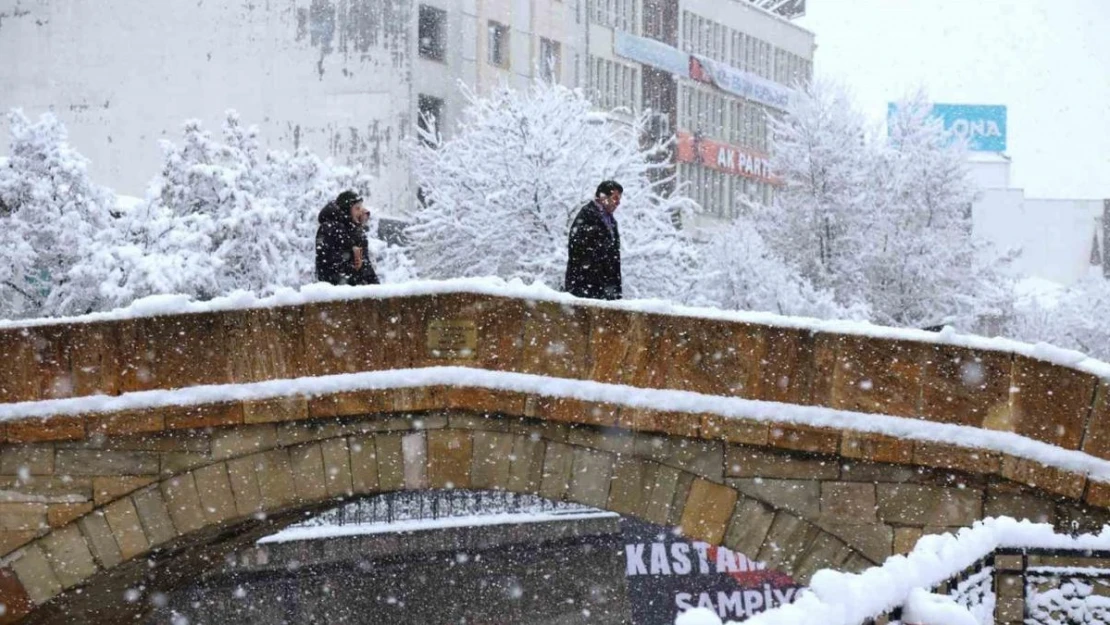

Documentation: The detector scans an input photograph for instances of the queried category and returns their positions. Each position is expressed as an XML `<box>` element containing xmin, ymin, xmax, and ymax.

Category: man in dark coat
<box><xmin>315</xmin><ymin>190</ymin><xmax>380</xmax><ymax>286</ymax></box>
<box><xmin>565</xmin><ymin>180</ymin><xmax>623</xmax><ymax>300</ymax></box>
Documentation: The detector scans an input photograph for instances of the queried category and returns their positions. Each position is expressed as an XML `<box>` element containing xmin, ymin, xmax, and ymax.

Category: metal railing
<box><xmin>861</xmin><ymin>548</ymin><xmax>1110</xmax><ymax>625</ymax></box>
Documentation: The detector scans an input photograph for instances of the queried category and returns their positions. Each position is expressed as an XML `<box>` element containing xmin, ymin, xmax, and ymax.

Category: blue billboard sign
<box><xmin>888</xmin><ymin>103</ymin><xmax>1008</xmax><ymax>152</ymax></box>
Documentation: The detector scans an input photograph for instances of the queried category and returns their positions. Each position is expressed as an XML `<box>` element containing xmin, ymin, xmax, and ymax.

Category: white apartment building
<box><xmin>410</xmin><ymin>0</ymin><xmax>585</xmax><ymax>143</ymax></box>
<box><xmin>1</xmin><ymin>0</ymin><xmax>813</xmax><ymax>220</ymax></box>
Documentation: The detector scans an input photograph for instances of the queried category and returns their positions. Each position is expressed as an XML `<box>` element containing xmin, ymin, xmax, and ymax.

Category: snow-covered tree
<box><xmin>84</xmin><ymin>111</ymin><xmax>409</xmax><ymax>308</ymax></box>
<box><xmin>688</xmin><ymin>217</ymin><xmax>869</xmax><ymax>320</ymax></box>
<box><xmin>750</xmin><ymin>79</ymin><xmax>875</xmax><ymax>300</ymax></box>
<box><xmin>749</xmin><ymin>82</ymin><xmax>1012</xmax><ymax>330</ymax></box>
<box><xmin>868</xmin><ymin>92</ymin><xmax>1012</xmax><ymax>328</ymax></box>
<box><xmin>407</xmin><ymin>81</ymin><xmax>700</xmax><ymax>300</ymax></box>
<box><xmin>1009</xmin><ymin>271</ymin><xmax>1110</xmax><ymax>359</ymax></box>
<box><xmin>0</xmin><ymin>110</ymin><xmax>115</xmax><ymax>318</ymax></box>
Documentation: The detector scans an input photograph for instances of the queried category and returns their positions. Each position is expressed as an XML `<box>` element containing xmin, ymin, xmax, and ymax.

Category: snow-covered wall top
<box><xmin>735</xmin><ymin>517</ymin><xmax>1110</xmax><ymax>625</ymax></box>
<box><xmin>2</xmin><ymin>277</ymin><xmax>1108</xmax><ymax>379</ymax></box>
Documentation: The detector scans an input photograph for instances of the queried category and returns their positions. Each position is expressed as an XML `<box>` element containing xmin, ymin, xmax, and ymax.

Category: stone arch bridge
<box><xmin>0</xmin><ymin>286</ymin><xmax>1109</xmax><ymax>623</ymax></box>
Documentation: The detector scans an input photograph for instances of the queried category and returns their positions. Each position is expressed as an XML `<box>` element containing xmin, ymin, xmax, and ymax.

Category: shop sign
<box><xmin>676</xmin><ymin>131</ymin><xmax>777</xmax><ymax>184</ymax></box>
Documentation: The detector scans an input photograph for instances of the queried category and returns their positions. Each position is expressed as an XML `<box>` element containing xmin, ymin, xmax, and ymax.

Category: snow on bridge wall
<box><xmin>1</xmin><ymin>287</ymin><xmax>1110</xmax><ymax>622</ymax></box>
<box><xmin>0</xmin><ymin>0</ymin><xmax>414</xmax><ymax>210</ymax></box>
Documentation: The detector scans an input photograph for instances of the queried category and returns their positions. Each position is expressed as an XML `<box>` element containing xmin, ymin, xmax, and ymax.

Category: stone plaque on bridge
<box><xmin>427</xmin><ymin>319</ymin><xmax>478</xmax><ymax>359</ymax></box>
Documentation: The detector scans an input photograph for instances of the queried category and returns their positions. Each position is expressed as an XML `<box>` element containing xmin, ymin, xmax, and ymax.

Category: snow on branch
<box><xmin>725</xmin><ymin>518</ymin><xmax>1110</xmax><ymax>625</ymax></box>
<box><xmin>408</xmin><ymin>79</ymin><xmax>700</xmax><ymax>301</ymax></box>
<box><xmin>0</xmin><ymin>110</ymin><xmax>116</xmax><ymax>318</ymax></box>
<box><xmin>747</xmin><ymin>81</ymin><xmax>1013</xmax><ymax>332</ymax></box>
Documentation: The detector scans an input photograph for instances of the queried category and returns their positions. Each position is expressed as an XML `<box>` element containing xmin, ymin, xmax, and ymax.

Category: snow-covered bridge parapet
<box><xmin>0</xmin><ymin>279</ymin><xmax>1109</xmax><ymax>623</ymax></box>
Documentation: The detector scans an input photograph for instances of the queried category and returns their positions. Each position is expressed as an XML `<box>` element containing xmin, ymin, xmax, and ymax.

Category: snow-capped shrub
<box><xmin>688</xmin><ymin>217</ymin><xmax>869</xmax><ymax>320</ymax></box>
<box><xmin>749</xmin><ymin>82</ymin><xmax>1012</xmax><ymax>330</ymax></box>
<box><xmin>85</xmin><ymin>111</ymin><xmax>412</xmax><ymax>308</ymax></box>
<box><xmin>0</xmin><ymin>110</ymin><xmax>115</xmax><ymax>318</ymax></box>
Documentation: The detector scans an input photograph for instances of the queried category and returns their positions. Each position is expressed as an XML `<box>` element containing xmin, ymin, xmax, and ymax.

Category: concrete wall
<box><xmin>0</xmin><ymin>0</ymin><xmax>414</xmax><ymax>213</ymax></box>
<box><xmin>970</xmin><ymin>158</ymin><xmax>1105</xmax><ymax>285</ymax></box>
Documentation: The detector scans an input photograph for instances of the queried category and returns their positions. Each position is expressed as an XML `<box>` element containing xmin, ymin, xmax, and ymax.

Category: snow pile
<box><xmin>408</xmin><ymin>79</ymin><xmax>700</xmax><ymax>302</ymax></box>
<box><xmin>719</xmin><ymin>518</ymin><xmax>1110</xmax><ymax>625</ymax></box>
<box><xmin>260</xmin><ymin>510</ymin><xmax>619</xmax><ymax>544</ymax></box>
<box><xmin>5</xmin><ymin>366</ymin><xmax>1110</xmax><ymax>484</ymax></box>
<box><xmin>901</xmin><ymin>589</ymin><xmax>979</xmax><ymax>625</ymax></box>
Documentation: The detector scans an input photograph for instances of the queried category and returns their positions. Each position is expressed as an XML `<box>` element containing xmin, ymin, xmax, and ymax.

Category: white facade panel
<box><xmin>974</xmin><ymin>187</ymin><xmax>1105</xmax><ymax>286</ymax></box>
<box><xmin>1</xmin><ymin>0</ymin><xmax>415</xmax><ymax>214</ymax></box>
<box><xmin>968</xmin><ymin>160</ymin><xmax>1012</xmax><ymax>190</ymax></box>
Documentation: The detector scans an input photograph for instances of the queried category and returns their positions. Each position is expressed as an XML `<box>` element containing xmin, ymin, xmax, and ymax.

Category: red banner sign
<box><xmin>676</xmin><ymin>131</ymin><xmax>778</xmax><ymax>185</ymax></box>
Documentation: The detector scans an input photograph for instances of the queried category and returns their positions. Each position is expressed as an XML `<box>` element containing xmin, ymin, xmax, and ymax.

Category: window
<box><xmin>592</xmin><ymin>0</ymin><xmax>636</xmax><ymax>33</ymax></box>
<box><xmin>539</xmin><ymin>38</ymin><xmax>561</xmax><ymax>83</ymax></box>
<box><xmin>588</xmin><ymin>55</ymin><xmax>639</xmax><ymax>111</ymax></box>
<box><xmin>488</xmin><ymin>21</ymin><xmax>509</xmax><ymax>68</ymax></box>
<box><xmin>418</xmin><ymin>5</ymin><xmax>447</xmax><ymax>62</ymax></box>
<box><xmin>417</xmin><ymin>94</ymin><xmax>444</xmax><ymax>146</ymax></box>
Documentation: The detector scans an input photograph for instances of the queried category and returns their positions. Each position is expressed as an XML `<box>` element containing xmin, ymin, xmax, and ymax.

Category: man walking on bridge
<box><xmin>565</xmin><ymin>180</ymin><xmax>623</xmax><ymax>300</ymax></box>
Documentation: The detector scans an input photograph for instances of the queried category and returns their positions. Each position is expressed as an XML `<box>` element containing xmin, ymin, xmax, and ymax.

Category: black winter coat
<box><xmin>564</xmin><ymin>201</ymin><xmax>622</xmax><ymax>300</ymax></box>
<box><xmin>315</xmin><ymin>202</ymin><xmax>380</xmax><ymax>286</ymax></box>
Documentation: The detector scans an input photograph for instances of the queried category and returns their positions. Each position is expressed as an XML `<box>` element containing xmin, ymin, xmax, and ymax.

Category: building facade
<box><xmin>563</xmin><ymin>0</ymin><xmax>815</xmax><ymax>226</ymax></box>
<box><xmin>0</xmin><ymin>0</ymin><xmax>417</xmax><ymax>212</ymax></box>
<box><xmin>1</xmin><ymin>0</ymin><xmax>813</xmax><ymax>220</ymax></box>
<box><xmin>969</xmin><ymin>155</ymin><xmax>1107</xmax><ymax>286</ymax></box>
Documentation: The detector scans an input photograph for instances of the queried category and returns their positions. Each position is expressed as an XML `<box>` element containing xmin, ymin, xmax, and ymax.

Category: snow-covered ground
<box><xmin>259</xmin><ymin>510</ymin><xmax>619</xmax><ymax>544</ymax></box>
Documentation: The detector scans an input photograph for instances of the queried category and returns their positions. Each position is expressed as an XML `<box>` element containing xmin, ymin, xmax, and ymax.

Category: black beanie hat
<box><xmin>337</xmin><ymin>190</ymin><xmax>363</xmax><ymax>211</ymax></box>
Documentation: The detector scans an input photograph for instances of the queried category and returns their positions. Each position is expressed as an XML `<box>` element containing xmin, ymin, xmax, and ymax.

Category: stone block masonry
<box><xmin>0</xmin><ymin>289</ymin><xmax>1108</xmax><ymax>623</ymax></box>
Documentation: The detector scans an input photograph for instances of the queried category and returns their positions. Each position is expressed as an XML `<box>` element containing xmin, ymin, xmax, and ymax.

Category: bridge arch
<box><xmin>2</xmin><ymin>394</ymin><xmax>1108</xmax><ymax>624</ymax></box>
<box><xmin>1</xmin><ymin>286</ymin><xmax>1110</xmax><ymax>622</ymax></box>
<box><xmin>5</xmin><ymin>408</ymin><xmax>873</xmax><ymax>624</ymax></box>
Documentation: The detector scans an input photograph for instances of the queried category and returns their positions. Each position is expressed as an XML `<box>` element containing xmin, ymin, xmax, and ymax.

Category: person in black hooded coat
<box><xmin>315</xmin><ymin>191</ymin><xmax>380</xmax><ymax>286</ymax></box>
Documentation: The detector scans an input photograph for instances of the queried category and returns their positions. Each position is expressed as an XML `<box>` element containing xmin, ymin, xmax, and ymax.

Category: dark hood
<box><xmin>318</xmin><ymin>201</ymin><xmax>347</xmax><ymax>225</ymax></box>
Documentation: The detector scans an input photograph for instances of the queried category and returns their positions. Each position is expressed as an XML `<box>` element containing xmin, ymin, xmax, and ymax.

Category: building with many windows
<box><xmin>1</xmin><ymin>0</ymin><xmax>813</xmax><ymax>221</ymax></box>
<box><xmin>601</xmin><ymin>0</ymin><xmax>815</xmax><ymax>226</ymax></box>
<box><xmin>413</xmin><ymin>0</ymin><xmax>814</xmax><ymax>224</ymax></box>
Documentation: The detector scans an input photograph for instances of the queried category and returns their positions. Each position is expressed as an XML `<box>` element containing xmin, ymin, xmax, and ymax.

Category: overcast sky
<box><xmin>797</xmin><ymin>0</ymin><xmax>1110</xmax><ymax>200</ymax></box>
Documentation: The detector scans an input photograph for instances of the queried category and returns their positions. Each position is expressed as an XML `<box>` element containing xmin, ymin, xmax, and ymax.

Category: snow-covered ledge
<box><xmin>1</xmin><ymin>277</ymin><xmax>1108</xmax><ymax>379</ymax></box>
<box><xmin>3</xmin><ymin>277</ymin><xmax>1110</xmax><ymax>507</ymax></box>
<box><xmin>3</xmin><ymin>367</ymin><xmax>1110</xmax><ymax>485</ymax></box>
<box><xmin>681</xmin><ymin>517</ymin><xmax>1110</xmax><ymax>625</ymax></box>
